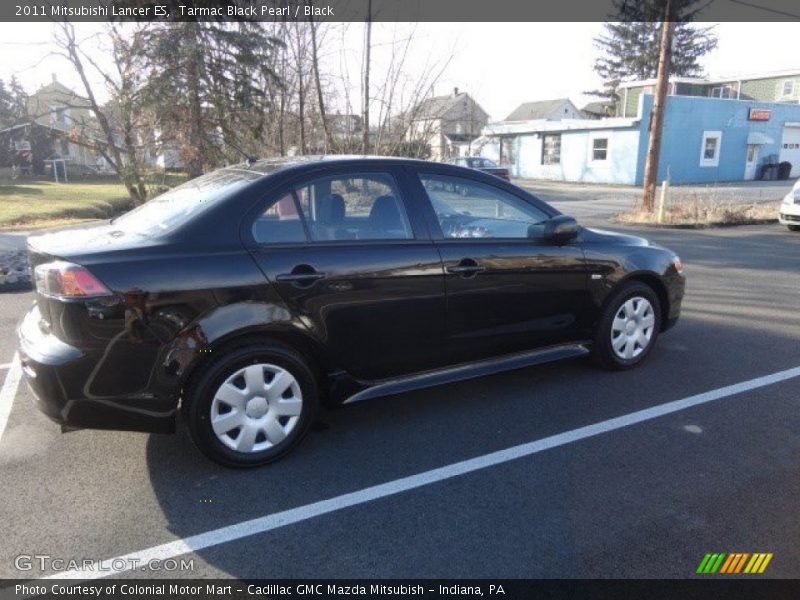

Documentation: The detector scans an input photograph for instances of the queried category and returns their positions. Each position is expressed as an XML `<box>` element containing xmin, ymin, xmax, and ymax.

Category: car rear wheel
<box><xmin>592</xmin><ymin>281</ymin><xmax>661</xmax><ymax>370</ymax></box>
<box><xmin>185</xmin><ymin>343</ymin><xmax>318</xmax><ymax>467</ymax></box>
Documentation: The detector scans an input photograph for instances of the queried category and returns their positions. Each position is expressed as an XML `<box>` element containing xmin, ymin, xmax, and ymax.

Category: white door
<box><xmin>744</xmin><ymin>144</ymin><xmax>759</xmax><ymax>180</ymax></box>
<box><xmin>779</xmin><ymin>126</ymin><xmax>800</xmax><ymax>178</ymax></box>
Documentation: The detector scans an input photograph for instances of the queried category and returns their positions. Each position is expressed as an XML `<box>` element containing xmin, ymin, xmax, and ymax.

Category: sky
<box><xmin>0</xmin><ymin>22</ymin><xmax>797</xmax><ymax>122</ymax></box>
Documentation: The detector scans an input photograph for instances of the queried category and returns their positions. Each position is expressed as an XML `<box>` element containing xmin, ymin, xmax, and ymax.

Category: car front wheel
<box><xmin>788</xmin><ymin>225</ymin><xmax>800</xmax><ymax>232</ymax></box>
<box><xmin>592</xmin><ymin>281</ymin><xmax>661</xmax><ymax>370</ymax></box>
<box><xmin>185</xmin><ymin>342</ymin><xmax>318</xmax><ymax>467</ymax></box>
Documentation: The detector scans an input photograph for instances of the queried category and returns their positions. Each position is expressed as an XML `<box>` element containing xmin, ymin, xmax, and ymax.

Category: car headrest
<box><xmin>369</xmin><ymin>195</ymin><xmax>401</xmax><ymax>227</ymax></box>
<box><xmin>318</xmin><ymin>194</ymin><xmax>345</xmax><ymax>225</ymax></box>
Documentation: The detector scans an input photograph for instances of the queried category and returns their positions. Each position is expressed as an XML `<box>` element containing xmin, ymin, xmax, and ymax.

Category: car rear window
<box><xmin>112</xmin><ymin>168</ymin><xmax>260</xmax><ymax>236</ymax></box>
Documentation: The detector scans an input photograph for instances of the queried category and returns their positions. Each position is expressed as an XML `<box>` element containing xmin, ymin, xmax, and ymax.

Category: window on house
<box><xmin>700</xmin><ymin>131</ymin><xmax>722</xmax><ymax>167</ymax></box>
<box><xmin>541</xmin><ymin>134</ymin><xmax>561</xmax><ymax>165</ymax></box>
<box><xmin>711</xmin><ymin>86</ymin><xmax>733</xmax><ymax>99</ymax></box>
<box><xmin>591</xmin><ymin>137</ymin><xmax>609</xmax><ymax>161</ymax></box>
<box><xmin>52</xmin><ymin>107</ymin><xmax>69</xmax><ymax>126</ymax></box>
<box><xmin>781</xmin><ymin>80</ymin><xmax>795</xmax><ymax>97</ymax></box>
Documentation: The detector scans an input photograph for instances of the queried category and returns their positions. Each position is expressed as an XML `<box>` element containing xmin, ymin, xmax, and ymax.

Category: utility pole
<box><xmin>641</xmin><ymin>0</ymin><xmax>676</xmax><ymax>212</ymax></box>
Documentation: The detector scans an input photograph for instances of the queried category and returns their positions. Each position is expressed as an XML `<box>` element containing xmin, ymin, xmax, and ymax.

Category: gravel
<box><xmin>0</xmin><ymin>249</ymin><xmax>32</xmax><ymax>291</ymax></box>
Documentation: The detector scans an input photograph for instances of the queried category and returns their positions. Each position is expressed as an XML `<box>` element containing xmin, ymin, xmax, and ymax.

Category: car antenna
<box><xmin>226</xmin><ymin>138</ymin><xmax>258</xmax><ymax>166</ymax></box>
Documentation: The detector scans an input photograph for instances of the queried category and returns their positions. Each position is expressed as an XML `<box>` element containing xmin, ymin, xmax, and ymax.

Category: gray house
<box><xmin>406</xmin><ymin>88</ymin><xmax>489</xmax><ymax>160</ymax></box>
<box><xmin>504</xmin><ymin>98</ymin><xmax>582</xmax><ymax>122</ymax></box>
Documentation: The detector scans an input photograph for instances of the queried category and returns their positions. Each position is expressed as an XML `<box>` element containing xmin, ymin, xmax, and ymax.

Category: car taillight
<box><xmin>34</xmin><ymin>261</ymin><xmax>111</xmax><ymax>298</ymax></box>
<box><xmin>499</xmin><ymin>169</ymin><xmax>510</xmax><ymax>180</ymax></box>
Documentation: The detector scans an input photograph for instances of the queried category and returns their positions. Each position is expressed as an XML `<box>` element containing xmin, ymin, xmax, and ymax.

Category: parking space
<box><xmin>1</xmin><ymin>220</ymin><xmax>799</xmax><ymax>579</ymax></box>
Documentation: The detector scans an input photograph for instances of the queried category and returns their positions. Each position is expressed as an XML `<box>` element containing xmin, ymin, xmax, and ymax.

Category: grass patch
<box><xmin>0</xmin><ymin>172</ymin><xmax>187</xmax><ymax>230</ymax></box>
<box><xmin>0</xmin><ymin>178</ymin><xmax>133</xmax><ymax>230</ymax></box>
<box><xmin>615</xmin><ymin>187</ymin><xmax>780</xmax><ymax>228</ymax></box>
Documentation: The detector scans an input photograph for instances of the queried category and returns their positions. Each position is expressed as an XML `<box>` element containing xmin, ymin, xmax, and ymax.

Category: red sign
<box><xmin>749</xmin><ymin>108</ymin><xmax>772</xmax><ymax>121</ymax></box>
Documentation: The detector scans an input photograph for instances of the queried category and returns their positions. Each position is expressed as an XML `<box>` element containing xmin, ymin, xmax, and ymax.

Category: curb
<box><xmin>612</xmin><ymin>218</ymin><xmax>779</xmax><ymax>230</ymax></box>
<box><xmin>0</xmin><ymin>281</ymin><xmax>33</xmax><ymax>293</ymax></box>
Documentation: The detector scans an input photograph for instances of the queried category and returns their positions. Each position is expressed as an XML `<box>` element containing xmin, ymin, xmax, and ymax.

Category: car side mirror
<box><xmin>539</xmin><ymin>215</ymin><xmax>579</xmax><ymax>245</ymax></box>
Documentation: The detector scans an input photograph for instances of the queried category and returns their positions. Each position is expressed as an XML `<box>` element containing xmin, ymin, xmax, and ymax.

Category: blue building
<box><xmin>479</xmin><ymin>94</ymin><xmax>800</xmax><ymax>185</ymax></box>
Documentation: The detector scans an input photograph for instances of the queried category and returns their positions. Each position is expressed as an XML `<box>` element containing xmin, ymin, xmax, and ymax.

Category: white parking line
<box><xmin>45</xmin><ymin>364</ymin><xmax>800</xmax><ymax>581</ymax></box>
<box><xmin>0</xmin><ymin>363</ymin><xmax>11</xmax><ymax>371</ymax></box>
<box><xmin>0</xmin><ymin>353</ymin><xmax>21</xmax><ymax>443</ymax></box>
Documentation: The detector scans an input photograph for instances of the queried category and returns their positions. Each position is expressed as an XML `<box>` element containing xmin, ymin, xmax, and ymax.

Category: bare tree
<box><xmin>54</xmin><ymin>22</ymin><xmax>149</xmax><ymax>204</ymax></box>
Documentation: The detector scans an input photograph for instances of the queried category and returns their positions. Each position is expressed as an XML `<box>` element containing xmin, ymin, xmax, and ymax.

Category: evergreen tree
<box><xmin>0</xmin><ymin>79</ymin><xmax>14</xmax><ymax>128</ymax></box>
<box><xmin>592</xmin><ymin>0</ymin><xmax>717</xmax><ymax>100</ymax></box>
<box><xmin>8</xmin><ymin>75</ymin><xmax>28</xmax><ymax>121</ymax></box>
<box><xmin>138</xmin><ymin>22</ymin><xmax>282</xmax><ymax>177</ymax></box>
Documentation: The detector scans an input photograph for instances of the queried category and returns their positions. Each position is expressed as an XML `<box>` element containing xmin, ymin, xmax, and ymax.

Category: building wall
<box><xmin>550</xmin><ymin>101</ymin><xmax>583</xmax><ymax>120</ymax></box>
<box><xmin>623</xmin><ymin>86</ymin><xmax>647</xmax><ymax>117</ymax></box>
<box><xmin>740</xmin><ymin>76</ymin><xmax>800</xmax><ymax>102</ymax></box>
<box><xmin>635</xmin><ymin>94</ymin><xmax>800</xmax><ymax>185</ymax></box>
<box><xmin>514</xmin><ymin>127</ymin><xmax>640</xmax><ymax>184</ymax></box>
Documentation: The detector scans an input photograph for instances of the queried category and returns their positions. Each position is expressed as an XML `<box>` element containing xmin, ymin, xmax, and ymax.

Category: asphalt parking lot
<box><xmin>1</xmin><ymin>208</ymin><xmax>800</xmax><ymax>579</ymax></box>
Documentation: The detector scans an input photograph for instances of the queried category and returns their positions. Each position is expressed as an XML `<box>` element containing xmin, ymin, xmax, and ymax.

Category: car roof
<box><xmin>227</xmin><ymin>155</ymin><xmax>435</xmax><ymax>177</ymax></box>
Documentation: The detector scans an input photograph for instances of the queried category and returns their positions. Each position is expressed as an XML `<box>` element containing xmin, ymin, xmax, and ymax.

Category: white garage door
<box><xmin>779</xmin><ymin>125</ymin><xmax>800</xmax><ymax>178</ymax></box>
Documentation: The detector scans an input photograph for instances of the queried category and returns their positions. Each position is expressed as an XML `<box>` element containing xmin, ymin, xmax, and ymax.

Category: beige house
<box><xmin>406</xmin><ymin>88</ymin><xmax>489</xmax><ymax>160</ymax></box>
<box><xmin>25</xmin><ymin>76</ymin><xmax>109</xmax><ymax>170</ymax></box>
<box><xmin>2</xmin><ymin>75</ymin><xmax>183</xmax><ymax>174</ymax></box>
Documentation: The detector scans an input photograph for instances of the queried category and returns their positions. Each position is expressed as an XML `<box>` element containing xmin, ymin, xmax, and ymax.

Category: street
<box><xmin>514</xmin><ymin>178</ymin><xmax>790</xmax><ymax>221</ymax></box>
<box><xmin>1</xmin><ymin>198</ymin><xmax>800</xmax><ymax>579</ymax></box>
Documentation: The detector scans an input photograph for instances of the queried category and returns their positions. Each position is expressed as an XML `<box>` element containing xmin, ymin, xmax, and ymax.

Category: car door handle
<box><xmin>276</xmin><ymin>266</ymin><xmax>327</xmax><ymax>286</ymax></box>
<box><xmin>446</xmin><ymin>259</ymin><xmax>486</xmax><ymax>276</ymax></box>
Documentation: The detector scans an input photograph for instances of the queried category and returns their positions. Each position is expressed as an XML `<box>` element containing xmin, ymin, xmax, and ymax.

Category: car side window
<box><xmin>251</xmin><ymin>193</ymin><xmax>307</xmax><ymax>244</ymax></box>
<box><xmin>419</xmin><ymin>174</ymin><xmax>549</xmax><ymax>239</ymax></box>
<box><xmin>292</xmin><ymin>173</ymin><xmax>413</xmax><ymax>241</ymax></box>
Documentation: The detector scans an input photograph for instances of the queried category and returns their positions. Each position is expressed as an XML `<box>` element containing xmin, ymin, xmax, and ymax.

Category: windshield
<box><xmin>112</xmin><ymin>168</ymin><xmax>260</xmax><ymax>235</ymax></box>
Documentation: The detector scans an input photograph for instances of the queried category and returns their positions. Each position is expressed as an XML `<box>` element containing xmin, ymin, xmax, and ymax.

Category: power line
<box><xmin>727</xmin><ymin>0</ymin><xmax>800</xmax><ymax>20</ymax></box>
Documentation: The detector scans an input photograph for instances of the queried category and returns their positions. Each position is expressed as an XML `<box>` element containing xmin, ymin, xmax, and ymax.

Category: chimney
<box><xmin>453</xmin><ymin>87</ymin><xmax>459</xmax><ymax>96</ymax></box>
<box><xmin>52</xmin><ymin>73</ymin><xmax>57</xmax><ymax>84</ymax></box>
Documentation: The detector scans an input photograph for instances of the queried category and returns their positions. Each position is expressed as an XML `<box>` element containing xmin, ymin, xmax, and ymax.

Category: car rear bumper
<box><xmin>779</xmin><ymin>197</ymin><xmax>800</xmax><ymax>223</ymax></box>
<box><xmin>17</xmin><ymin>304</ymin><xmax>176</xmax><ymax>434</ymax></box>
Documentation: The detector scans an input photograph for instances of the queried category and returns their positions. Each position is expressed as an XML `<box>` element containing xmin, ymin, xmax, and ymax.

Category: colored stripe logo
<box><xmin>697</xmin><ymin>552</ymin><xmax>773</xmax><ymax>574</ymax></box>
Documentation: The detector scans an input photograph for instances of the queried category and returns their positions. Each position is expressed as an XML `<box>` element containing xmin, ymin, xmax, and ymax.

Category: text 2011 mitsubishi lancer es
<box><xmin>17</xmin><ymin>156</ymin><xmax>685</xmax><ymax>467</ymax></box>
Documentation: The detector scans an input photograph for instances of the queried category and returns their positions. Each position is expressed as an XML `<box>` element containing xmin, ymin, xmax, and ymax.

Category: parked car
<box><xmin>445</xmin><ymin>156</ymin><xmax>511</xmax><ymax>181</ymax></box>
<box><xmin>18</xmin><ymin>156</ymin><xmax>685</xmax><ymax>467</ymax></box>
<box><xmin>779</xmin><ymin>178</ymin><xmax>800</xmax><ymax>231</ymax></box>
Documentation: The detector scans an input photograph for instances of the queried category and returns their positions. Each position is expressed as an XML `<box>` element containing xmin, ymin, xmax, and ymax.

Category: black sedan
<box><xmin>18</xmin><ymin>156</ymin><xmax>685</xmax><ymax>467</ymax></box>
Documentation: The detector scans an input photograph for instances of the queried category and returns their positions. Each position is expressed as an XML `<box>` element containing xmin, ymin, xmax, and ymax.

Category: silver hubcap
<box><xmin>610</xmin><ymin>296</ymin><xmax>655</xmax><ymax>360</ymax></box>
<box><xmin>211</xmin><ymin>363</ymin><xmax>303</xmax><ymax>453</ymax></box>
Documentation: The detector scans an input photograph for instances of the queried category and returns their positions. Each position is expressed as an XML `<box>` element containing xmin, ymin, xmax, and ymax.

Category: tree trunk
<box><xmin>310</xmin><ymin>19</ymin><xmax>334</xmax><ymax>152</ymax></box>
<box><xmin>362</xmin><ymin>0</ymin><xmax>372</xmax><ymax>153</ymax></box>
<box><xmin>294</xmin><ymin>23</ymin><xmax>307</xmax><ymax>155</ymax></box>
<box><xmin>185</xmin><ymin>24</ymin><xmax>205</xmax><ymax>178</ymax></box>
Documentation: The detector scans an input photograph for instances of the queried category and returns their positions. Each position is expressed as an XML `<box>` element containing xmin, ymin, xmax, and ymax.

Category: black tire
<box><xmin>184</xmin><ymin>342</ymin><xmax>319</xmax><ymax>468</ymax></box>
<box><xmin>592</xmin><ymin>281</ymin><xmax>661</xmax><ymax>371</ymax></box>
<box><xmin>788</xmin><ymin>225</ymin><xmax>800</xmax><ymax>232</ymax></box>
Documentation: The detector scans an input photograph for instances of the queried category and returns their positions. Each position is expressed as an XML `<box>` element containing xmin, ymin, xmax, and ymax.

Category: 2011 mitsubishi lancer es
<box><xmin>17</xmin><ymin>156</ymin><xmax>685</xmax><ymax>467</ymax></box>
